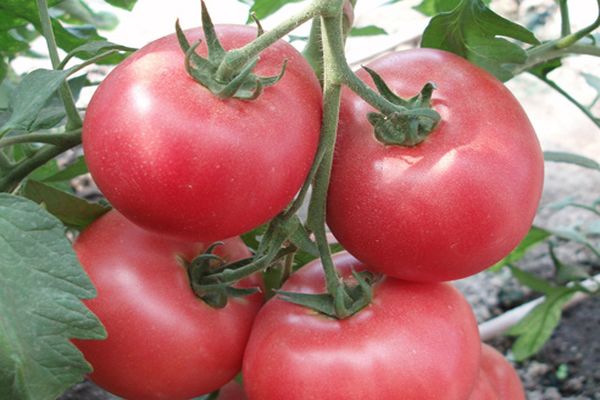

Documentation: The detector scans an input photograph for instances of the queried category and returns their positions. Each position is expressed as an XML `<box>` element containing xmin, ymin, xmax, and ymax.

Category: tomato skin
<box><xmin>327</xmin><ymin>49</ymin><xmax>544</xmax><ymax>282</ymax></box>
<box><xmin>219</xmin><ymin>381</ymin><xmax>247</xmax><ymax>400</ymax></box>
<box><xmin>469</xmin><ymin>344</ymin><xmax>525</xmax><ymax>400</ymax></box>
<box><xmin>72</xmin><ymin>210</ymin><xmax>262</xmax><ymax>400</ymax></box>
<box><xmin>83</xmin><ymin>25</ymin><xmax>321</xmax><ymax>242</ymax></box>
<box><xmin>469</xmin><ymin>373</ymin><xmax>498</xmax><ymax>400</ymax></box>
<box><xmin>242</xmin><ymin>252</ymin><xmax>481</xmax><ymax>400</ymax></box>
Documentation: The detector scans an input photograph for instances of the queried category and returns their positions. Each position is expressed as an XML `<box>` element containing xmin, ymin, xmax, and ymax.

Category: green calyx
<box><xmin>183</xmin><ymin>242</ymin><xmax>258</xmax><ymax>308</ymax></box>
<box><xmin>176</xmin><ymin>1</ymin><xmax>287</xmax><ymax>100</ymax></box>
<box><xmin>364</xmin><ymin>66</ymin><xmax>441</xmax><ymax>147</ymax></box>
<box><xmin>278</xmin><ymin>270</ymin><xmax>378</xmax><ymax>319</ymax></box>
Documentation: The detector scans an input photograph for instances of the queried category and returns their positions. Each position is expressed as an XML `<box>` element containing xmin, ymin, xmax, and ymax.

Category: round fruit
<box><xmin>327</xmin><ymin>49</ymin><xmax>544</xmax><ymax>282</ymax></box>
<box><xmin>219</xmin><ymin>380</ymin><xmax>247</xmax><ymax>400</ymax></box>
<box><xmin>72</xmin><ymin>210</ymin><xmax>262</xmax><ymax>400</ymax></box>
<box><xmin>83</xmin><ymin>25</ymin><xmax>321</xmax><ymax>242</ymax></box>
<box><xmin>243</xmin><ymin>252</ymin><xmax>481</xmax><ymax>400</ymax></box>
<box><xmin>469</xmin><ymin>344</ymin><xmax>525</xmax><ymax>400</ymax></box>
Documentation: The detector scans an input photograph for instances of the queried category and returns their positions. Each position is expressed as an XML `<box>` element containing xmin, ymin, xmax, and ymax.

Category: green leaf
<box><xmin>0</xmin><ymin>12</ymin><xmax>27</xmax><ymax>31</ymax></box>
<box><xmin>350</xmin><ymin>25</ymin><xmax>388</xmax><ymax>37</ymax></box>
<box><xmin>277</xmin><ymin>291</ymin><xmax>336</xmax><ymax>316</ymax></box>
<box><xmin>103</xmin><ymin>0</ymin><xmax>138</xmax><ymax>11</ymax></box>
<box><xmin>529</xmin><ymin>58</ymin><xmax>561</xmax><ymax>78</ymax></box>
<box><xmin>0</xmin><ymin>31</ymin><xmax>29</xmax><ymax>54</ymax></box>
<box><xmin>1</xmin><ymin>69</ymin><xmax>69</xmax><ymax>134</ymax></box>
<box><xmin>287</xmin><ymin>216</ymin><xmax>319</xmax><ymax>257</ymax></box>
<box><xmin>421</xmin><ymin>0</ymin><xmax>539</xmax><ymax>81</ymax></box>
<box><xmin>42</xmin><ymin>155</ymin><xmax>88</xmax><ymax>182</ymax></box>
<box><xmin>51</xmin><ymin>19</ymin><xmax>107</xmax><ymax>53</ymax></box>
<box><xmin>0</xmin><ymin>194</ymin><xmax>106</xmax><ymax>400</ymax></box>
<box><xmin>507</xmin><ymin>287</ymin><xmax>576</xmax><ymax>361</ymax></box>
<box><xmin>0</xmin><ymin>58</ymin><xmax>7</xmax><ymax>84</ymax></box>
<box><xmin>549</xmin><ymin>244</ymin><xmax>590</xmax><ymax>284</ymax></box>
<box><xmin>544</xmin><ymin>151</ymin><xmax>600</xmax><ymax>171</ymax></box>
<box><xmin>412</xmin><ymin>0</ymin><xmax>490</xmax><ymax>15</ymax></box>
<box><xmin>27</xmin><ymin>159</ymin><xmax>71</xmax><ymax>191</ymax></box>
<box><xmin>28</xmin><ymin>74</ymin><xmax>92</xmax><ymax>131</ymax></box>
<box><xmin>585</xmin><ymin>220</ymin><xmax>600</xmax><ymax>235</ymax></box>
<box><xmin>241</xmin><ymin>224</ymin><xmax>269</xmax><ymax>252</ymax></box>
<box><xmin>547</xmin><ymin>196</ymin><xmax>600</xmax><ymax>216</ymax></box>
<box><xmin>490</xmin><ymin>226</ymin><xmax>551</xmax><ymax>271</ymax></box>
<box><xmin>509</xmin><ymin>265</ymin><xmax>555</xmax><ymax>294</ymax></box>
<box><xmin>246</xmin><ymin>0</ymin><xmax>304</xmax><ymax>20</ymax></box>
<box><xmin>552</xmin><ymin>228</ymin><xmax>600</xmax><ymax>258</ymax></box>
<box><xmin>582</xmin><ymin>73</ymin><xmax>600</xmax><ymax>108</ymax></box>
<box><xmin>21</xmin><ymin>180</ymin><xmax>110</xmax><ymax>229</ymax></box>
<box><xmin>56</xmin><ymin>0</ymin><xmax>119</xmax><ymax>30</ymax></box>
<box><xmin>61</xmin><ymin>40</ymin><xmax>136</xmax><ymax>66</ymax></box>
<box><xmin>0</xmin><ymin>75</ymin><xmax>15</xmax><ymax>108</ymax></box>
<box><xmin>582</xmin><ymin>72</ymin><xmax>600</xmax><ymax>96</ymax></box>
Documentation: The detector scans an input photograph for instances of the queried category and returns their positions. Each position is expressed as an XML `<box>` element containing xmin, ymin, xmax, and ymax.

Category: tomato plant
<box><xmin>1</xmin><ymin>1</ymin><xmax>599</xmax><ymax>399</ymax></box>
<box><xmin>72</xmin><ymin>210</ymin><xmax>263</xmax><ymax>400</ymax></box>
<box><xmin>469</xmin><ymin>344</ymin><xmax>525</xmax><ymax>400</ymax></box>
<box><xmin>327</xmin><ymin>48</ymin><xmax>544</xmax><ymax>282</ymax></box>
<box><xmin>242</xmin><ymin>252</ymin><xmax>481</xmax><ymax>400</ymax></box>
<box><xmin>82</xmin><ymin>25</ymin><xmax>322</xmax><ymax>242</ymax></box>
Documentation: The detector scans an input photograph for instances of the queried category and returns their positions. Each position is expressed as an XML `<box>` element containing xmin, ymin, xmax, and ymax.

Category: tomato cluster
<box><xmin>76</xmin><ymin>22</ymin><xmax>540</xmax><ymax>400</ymax></box>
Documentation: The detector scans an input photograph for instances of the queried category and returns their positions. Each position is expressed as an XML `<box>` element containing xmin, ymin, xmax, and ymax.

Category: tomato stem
<box><xmin>214</xmin><ymin>0</ymin><xmax>324</xmax><ymax>82</ymax></box>
<box><xmin>557</xmin><ymin>0</ymin><xmax>571</xmax><ymax>36</ymax></box>
<box><xmin>555</xmin><ymin>0</ymin><xmax>599</xmax><ymax>49</ymax></box>
<box><xmin>514</xmin><ymin>0</ymin><xmax>600</xmax><ymax>76</ymax></box>
<box><xmin>35</xmin><ymin>0</ymin><xmax>82</xmax><ymax>131</ymax></box>
<box><xmin>307</xmin><ymin>13</ymin><xmax>344</xmax><ymax>302</ymax></box>
<box><xmin>302</xmin><ymin>18</ymin><xmax>324</xmax><ymax>83</ymax></box>
<box><xmin>0</xmin><ymin>130</ymin><xmax>81</xmax><ymax>149</ymax></box>
<box><xmin>300</xmin><ymin>9</ymin><xmax>373</xmax><ymax>319</ymax></box>
<box><xmin>0</xmin><ymin>138</ymin><xmax>82</xmax><ymax>192</ymax></box>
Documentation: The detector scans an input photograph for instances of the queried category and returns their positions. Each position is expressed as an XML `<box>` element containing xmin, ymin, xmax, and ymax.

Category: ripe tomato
<box><xmin>469</xmin><ymin>373</ymin><xmax>498</xmax><ymax>400</ymax></box>
<box><xmin>242</xmin><ymin>252</ymin><xmax>481</xmax><ymax>400</ymax></box>
<box><xmin>83</xmin><ymin>25</ymin><xmax>321</xmax><ymax>242</ymax></box>
<box><xmin>469</xmin><ymin>344</ymin><xmax>525</xmax><ymax>400</ymax></box>
<box><xmin>219</xmin><ymin>380</ymin><xmax>247</xmax><ymax>400</ymax></box>
<box><xmin>72</xmin><ymin>210</ymin><xmax>262</xmax><ymax>400</ymax></box>
<box><xmin>327</xmin><ymin>49</ymin><xmax>544</xmax><ymax>282</ymax></box>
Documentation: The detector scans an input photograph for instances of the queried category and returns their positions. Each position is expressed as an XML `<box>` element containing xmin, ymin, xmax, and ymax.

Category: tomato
<box><xmin>327</xmin><ymin>49</ymin><xmax>544</xmax><ymax>282</ymax></box>
<box><xmin>242</xmin><ymin>252</ymin><xmax>481</xmax><ymax>400</ymax></box>
<box><xmin>83</xmin><ymin>25</ymin><xmax>321</xmax><ymax>242</ymax></box>
<box><xmin>72</xmin><ymin>210</ymin><xmax>262</xmax><ymax>400</ymax></box>
<box><xmin>219</xmin><ymin>380</ymin><xmax>247</xmax><ymax>400</ymax></box>
<box><xmin>469</xmin><ymin>372</ymin><xmax>498</xmax><ymax>400</ymax></box>
<box><xmin>469</xmin><ymin>344</ymin><xmax>525</xmax><ymax>400</ymax></box>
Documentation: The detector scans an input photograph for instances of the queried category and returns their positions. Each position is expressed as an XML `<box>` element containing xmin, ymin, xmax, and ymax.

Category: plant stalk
<box><xmin>558</xmin><ymin>0</ymin><xmax>571</xmax><ymax>36</ymax></box>
<box><xmin>307</xmin><ymin>11</ymin><xmax>345</xmax><ymax>303</ymax></box>
<box><xmin>0</xmin><ymin>130</ymin><xmax>81</xmax><ymax>149</ymax></box>
<box><xmin>0</xmin><ymin>135</ymin><xmax>81</xmax><ymax>192</ymax></box>
<box><xmin>555</xmin><ymin>0</ymin><xmax>600</xmax><ymax>49</ymax></box>
<box><xmin>215</xmin><ymin>0</ymin><xmax>324</xmax><ymax>82</ymax></box>
<box><xmin>36</xmin><ymin>0</ymin><xmax>82</xmax><ymax>130</ymax></box>
<box><xmin>302</xmin><ymin>17</ymin><xmax>324</xmax><ymax>83</ymax></box>
<box><xmin>513</xmin><ymin>43</ymin><xmax>600</xmax><ymax>76</ymax></box>
<box><xmin>534</xmin><ymin>75</ymin><xmax>600</xmax><ymax>128</ymax></box>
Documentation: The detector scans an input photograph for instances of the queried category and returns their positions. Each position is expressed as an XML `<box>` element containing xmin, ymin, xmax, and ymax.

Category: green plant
<box><xmin>0</xmin><ymin>0</ymin><xmax>599</xmax><ymax>399</ymax></box>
